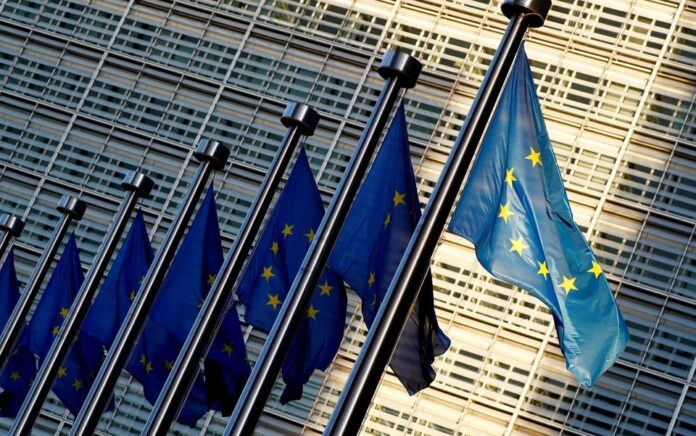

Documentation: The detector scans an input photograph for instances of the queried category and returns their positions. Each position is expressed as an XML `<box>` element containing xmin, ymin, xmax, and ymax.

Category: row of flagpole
<box><xmin>0</xmin><ymin>1</ymin><xmax>555</xmax><ymax>434</ymax></box>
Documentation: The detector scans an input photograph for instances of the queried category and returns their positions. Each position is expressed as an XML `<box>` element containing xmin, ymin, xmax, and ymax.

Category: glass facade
<box><xmin>0</xmin><ymin>0</ymin><xmax>693</xmax><ymax>434</ymax></box>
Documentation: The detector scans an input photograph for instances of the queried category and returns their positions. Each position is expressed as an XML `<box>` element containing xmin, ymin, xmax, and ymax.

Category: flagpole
<box><xmin>323</xmin><ymin>1</ymin><xmax>551</xmax><ymax>434</ymax></box>
<box><xmin>70</xmin><ymin>139</ymin><xmax>229</xmax><ymax>436</ymax></box>
<box><xmin>141</xmin><ymin>102</ymin><xmax>319</xmax><ymax>435</ymax></box>
<box><xmin>0</xmin><ymin>214</ymin><xmax>24</xmax><ymax>262</ymax></box>
<box><xmin>224</xmin><ymin>50</ymin><xmax>422</xmax><ymax>436</ymax></box>
<box><xmin>0</xmin><ymin>195</ymin><xmax>86</xmax><ymax>374</ymax></box>
<box><xmin>10</xmin><ymin>172</ymin><xmax>155</xmax><ymax>434</ymax></box>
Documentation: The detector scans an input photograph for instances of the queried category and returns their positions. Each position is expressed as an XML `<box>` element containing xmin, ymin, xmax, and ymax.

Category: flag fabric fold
<box><xmin>448</xmin><ymin>45</ymin><xmax>628</xmax><ymax>388</ymax></box>
<box><xmin>236</xmin><ymin>148</ymin><xmax>346</xmax><ymax>404</ymax></box>
<box><xmin>0</xmin><ymin>249</ymin><xmax>36</xmax><ymax>417</ymax></box>
<box><xmin>329</xmin><ymin>105</ymin><xmax>450</xmax><ymax>395</ymax></box>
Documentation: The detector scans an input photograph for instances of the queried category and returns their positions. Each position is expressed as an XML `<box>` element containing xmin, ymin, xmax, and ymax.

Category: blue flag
<box><xmin>448</xmin><ymin>46</ymin><xmax>628</xmax><ymax>388</ymax></box>
<box><xmin>127</xmin><ymin>186</ymin><xmax>229</xmax><ymax>426</ymax></box>
<box><xmin>83</xmin><ymin>210</ymin><xmax>154</xmax><ymax>348</ymax></box>
<box><xmin>0</xmin><ymin>249</ymin><xmax>36</xmax><ymax>417</ymax></box>
<box><xmin>330</xmin><ymin>104</ymin><xmax>450</xmax><ymax>394</ymax></box>
<box><xmin>236</xmin><ymin>148</ymin><xmax>346</xmax><ymax>403</ymax></box>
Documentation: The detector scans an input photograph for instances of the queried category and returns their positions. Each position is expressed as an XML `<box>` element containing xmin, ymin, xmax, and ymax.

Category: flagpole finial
<box><xmin>0</xmin><ymin>214</ymin><xmax>24</xmax><ymax>237</ymax></box>
<box><xmin>193</xmin><ymin>138</ymin><xmax>230</xmax><ymax>170</ymax></box>
<box><xmin>57</xmin><ymin>195</ymin><xmax>87</xmax><ymax>220</ymax></box>
<box><xmin>121</xmin><ymin>171</ymin><xmax>155</xmax><ymax>197</ymax></box>
<box><xmin>379</xmin><ymin>51</ymin><xmax>422</xmax><ymax>89</ymax></box>
<box><xmin>502</xmin><ymin>0</ymin><xmax>551</xmax><ymax>27</ymax></box>
<box><xmin>282</xmin><ymin>102</ymin><xmax>320</xmax><ymax>136</ymax></box>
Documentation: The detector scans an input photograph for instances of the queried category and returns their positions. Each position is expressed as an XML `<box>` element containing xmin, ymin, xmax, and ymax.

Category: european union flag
<box><xmin>330</xmin><ymin>104</ymin><xmax>450</xmax><ymax>394</ymax></box>
<box><xmin>237</xmin><ymin>148</ymin><xmax>346</xmax><ymax>403</ymax></box>
<box><xmin>83</xmin><ymin>210</ymin><xmax>154</xmax><ymax>348</ymax></box>
<box><xmin>127</xmin><ymin>185</ymin><xmax>226</xmax><ymax>426</ymax></box>
<box><xmin>448</xmin><ymin>46</ymin><xmax>628</xmax><ymax>387</ymax></box>
<box><xmin>0</xmin><ymin>249</ymin><xmax>36</xmax><ymax>417</ymax></box>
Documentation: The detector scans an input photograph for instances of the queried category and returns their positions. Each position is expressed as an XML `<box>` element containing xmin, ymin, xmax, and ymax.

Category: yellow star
<box><xmin>537</xmin><ymin>261</ymin><xmax>550</xmax><ymax>280</ymax></box>
<box><xmin>52</xmin><ymin>326</ymin><xmax>60</xmax><ymax>336</ymax></box>
<box><xmin>271</xmin><ymin>241</ymin><xmax>279</xmax><ymax>255</ymax></box>
<box><xmin>305</xmin><ymin>228</ymin><xmax>315</xmax><ymax>243</ymax></box>
<box><xmin>498</xmin><ymin>202</ymin><xmax>514</xmax><ymax>223</ymax></box>
<box><xmin>207</xmin><ymin>274</ymin><xmax>216</xmax><ymax>285</ymax></box>
<box><xmin>393</xmin><ymin>191</ymin><xmax>406</xmax><ymax>207</ymax></box>
<box><xmin>59</xmin><ymin>307</ymin><xmax>69</xmax><ymax>318</ymax></box>
<box><xmin>587</xmin><ymin>261</ymin><xmax>603</xmax><ymax>279</ymax></box>
<box><xmin>267</xmin><ymin>294</ymin><xmax>282</xmax><ymax>310</ymax></box>
<box><xmin>72</xmin><ymin>379</ymin><xmax>83</xmax><ymax>391</ymax></box>
<box><xmin>139</xmin><ymin>354</ymin><xmax>147</xmax><ymax>365</ymax></box>
<box><xmin>505</xmin><ymin>168</ymin><xmax>517</xmax><ymax>187</ymax></box>
<box><xmin>260</xmin><ymin>266</ymin><xmax>274</xmax><ymax>282</ymax></box>
<box><xmin>525</xmin><ymin>147</ymin><xmax>542</xmax><ymax>167</ymax></box>
<box><xmin>367</xmin><ymin>272</ymin><xmax>376</xmax><ymax>287</ymax></box>
<box><xmin>306</xmin><ymin>305</ymin><xmax>319</xmax><ymax>320</ymax></box>
<box><xmin>319</xmin><ymin>280</ymin><xmax>333</xmax><ymax>297</ymax></box>
<box><xmin>559</xmin><ymin>275</ymin><xmax>578</xmax><ymax>295</ymax></box>
<box><xmin>57</xmin><ymin>367</ymin><xmax>67</xmax><ymax>378</ymax></box>
<box><xmin>509</xmin><ymin>237</ymin><xmax>528</xmax><ymax>256</ymax></box>
<box><xmin>10</xmin><ymin>371</ymin><xmax>20</xmax><ymax>382</ymax></box>
<box><xmin>145</xmin><ymin>361</ymin><xmax>153</xmax><ymax>374</ymax></box>
<box><xmin>129</xmin><ymin>290</ymin><xmax>136</xmax><ymax>301</ymax></box>
<box><xmin>164</xmin><ymin>360</ymin><xmax>173</xmax><ymax>371</ymax></box>
<box><xmin>282</xmin><ymin>223</ymin><xmax>294</xmax><ymax>238</ymax></box>
<box><xmin>384</xmin><ymin>213</ymin><xmax>391</xmax><ymax>227</ymax></box>
<box><xmin>222</xmin><ymin>342</ymin><xmax>234</xmax><ymax>356</ymax></box>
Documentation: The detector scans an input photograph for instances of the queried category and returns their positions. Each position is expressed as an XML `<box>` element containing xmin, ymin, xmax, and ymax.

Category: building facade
<box><xmin>0</xmin><ymin>0</ymin><xmax>694</xmax><ymax>434</ymax></box>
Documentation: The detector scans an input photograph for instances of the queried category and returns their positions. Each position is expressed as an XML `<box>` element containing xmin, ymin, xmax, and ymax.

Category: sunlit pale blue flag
<box><xmin>0</xmin><ymin>249</ymin><xmax>36</xmax><ymax>417</ymax></box>
<box><xmin>83</xmin><ymin>210</ymin><xmax>154</xmax><ymax>348</ymax></box>
<box><xmin>330</xmin><ymin>104</ymin><xmax>451</xmax><ymax>394</ymax></box>
<box><xmin>449</xmin><ymin>46</ymin><xmax>628</xmax><ymax>388</ymax></box>
<box><xmin>236</xmin><ymin>148</ymin><xmax>346</xmax><ymax>403</ymax></box>
<box><xmin>127</xmin><ymin>186</ymin><xmax>233</xmax><ymax>425</ymax></box>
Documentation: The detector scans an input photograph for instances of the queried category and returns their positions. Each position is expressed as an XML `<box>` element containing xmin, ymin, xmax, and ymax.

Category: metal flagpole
<box><xmin>323</xmin><ymin>1</ymin><xmax>552</xmax><ymax>434</ymax></box>
<box><xmin>0</xmin><ymin>195</ymin><xmax>86</xmax><ymax>374</ymax></box>
<box><xmin>0</xmin><ymin>214</ymin><xmax>24</xmax><ymax>261</ymax></box>
<box><xmin>225</xmin><ymin>50</ymin><xmax>422</xmax><ymax>436</ymax></box>
<box><xmin>142</xmin><ymin>102</ymin><xmax>320</xmax><ymax>435</ymax></box>
<box><xmin>70</xmin><ymin>139</ymin><xmax>230</xmax><ymax>436</ymax></box>
<box><xmin>10</xmin><ymin>172</ymin><xmax>155</xmax><ymax>434</ymax></box>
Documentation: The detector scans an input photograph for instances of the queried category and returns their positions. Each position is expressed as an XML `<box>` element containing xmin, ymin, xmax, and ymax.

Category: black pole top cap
<box><xmin>281</xmin><ymin>102</ymin><xmax>320</xmax><ymax>136</ymax></box>
<box><xmin>121</xmin><ymin>171</ymin><xmax>155</xmax><ymax>197</ymax></box>
<box><xmin>193</xmin><ymin>138</ymin><xmax>230</xmax><ymax>170</ymax></box>
<box><xmin>502</xmin><ymin>0</ymin><xmax>552</xmax><ymax>28</ymax></box>
<box><xmin>378</xmin><ymin>50</ymin><xmax>422</xmax><ymax>89</ymax></box>
<box><xmin>0</xmin><ymin>214</ymin><xmax>25</xmax><ymax>237</ymax></box>
<box><xmin>56</xmin><ymin>195</ymin><xmax>87</xmax><ymax>220</ymax></box>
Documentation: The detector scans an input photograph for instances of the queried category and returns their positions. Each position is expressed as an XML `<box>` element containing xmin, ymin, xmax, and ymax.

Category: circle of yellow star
<box><xmin>306</xmin><ymin>305</ymin><xmax>319</xmax><ymax>320</ymax></box>
<box><xmin>305</xmin><ymin>228</ymin><xmax>315</xmax><ymax>243</ymax></box>
<box><xmin>537</xmin><ymin>261</ymin><xmax>550</xmax><ymax>280</ymax></box>
<box><xmin>525</xmin><ymin>147</ymin><xmax>542</xmax><ymax>167</ymax></box>
<box><xmin>319</xmin><ymin>280</ymin><xmax>333</xmax><ymax>297</ymax></box>
<box><xmin>367</xmin><ymin>272</ymin><xmax>376</xmax><ymax>287</ymax></box>
<box><xmin>281</xmin><ymin>223</ymin><xmax>294</xmax><ymax>238</ymax></box>
<box><xmin>393</xmin><ymin>191</ymin><xmax>406</xmax><ymax>207</ymax></box>
<box><xmin>384</xmin><ymin>213</ymin><xmax>391</xmax><ymax>227</ymax></box>
<box><xmin>509</xmin><ymin>237</ymin><xmax>528</xmax><ymax>256</ymax></box>
<box><xmin>10</xmin><ymin>371</ymin><xmax>20</xmax><ymax>382</ymax></box>
<box><xmin>267</xmin><ymin>293</ymin><xmax>282</xmax><ymax>310</ymax></box>
<box><xmin>498</xmin><ymin>202</ymin><xmax>514</xmax><ymax>223</ymax></box>
<box><xmin>271</xmin><ymin>241</ymin><xmax>279</xmax><ymax>255</ymax></box>
<box><xmin>587</xmin><ymin>261</ymin><xmax>603</xmax><ymax>279</ymax></box>
<box><xmin>222</xmin><ymin>342</ymin><xmax>234</xmax><ymax>356</ymax></box>
<box><xmin>52</xmin><ymin>326</ymin><xmax>60</xmax><ymax>336</ymax></box>
<box><xmin>164</xmin><ymin>360</ymin><xmax>174</xmax><ymax>371</ymax></box>
<box><xmin>129</xmin><ymin>290</ymin><xmax>136</xmax><ymax>301</ymax></box>
<box><xmin>59</xmin><ymin>307</ymin><xmax>69</xmax><ymax>318</ymax></box>
<box><xmin>261</xmin><ymin>266</ymin><xmax>274</xmax><ymax>282</ymax></box>
<box><xmin>505</xmin><ymin>168</ymin><xmax>517</xmax><ymax>187</ymax></box>
<box><xmin>145</xmin><ymin>361</ymin><xmax>153</xmax><ymax>374</ymax></box>
<box><xmin>207</xmin><ymin>274</ymin><xmax>216</xmax><ymax>285</ymax></box>
<box><xmin>139</xmin><ymin>354</ymin><xmax>147</xmax><ymax>365</ymax></box>
<box><xmin>57</xmin><ymin>367</ymin><xmax>67</xmax><ymax>378</ymax></box>
<box><xmin>72</xmin><ymin>379</ymin><xmax>84</xmax><ymax>391</ymax></box>
<box><xmin>559</xmin><ymin>275</ymin><xmax>578</xmax><ymax>295</ymax></box>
